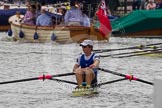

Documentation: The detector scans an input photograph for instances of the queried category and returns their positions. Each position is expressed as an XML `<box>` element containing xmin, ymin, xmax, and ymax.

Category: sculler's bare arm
<box><xmin>89</xmin><ymin>59</ymin><xmax>100</xmax><ymax>69</ymax></box>
<box><xmin>73</xmin><ymin>64</ymin><xmax>79</xmax><ymax>73</ymax></box>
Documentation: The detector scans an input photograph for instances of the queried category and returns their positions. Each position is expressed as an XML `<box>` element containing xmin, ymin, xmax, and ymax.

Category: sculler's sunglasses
<box><xmin>82</xmin><ymin>45</ymin><xmax>92</xmax><ymax>48</ymax></box>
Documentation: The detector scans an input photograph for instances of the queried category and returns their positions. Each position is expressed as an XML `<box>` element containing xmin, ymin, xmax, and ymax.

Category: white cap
<box><xmin>80</xmin><ymin>40</ymin><xmax>94</xmax><ymax>46</ymax></box>
<box><xmin>41</xmin><ymin>6</ymin><xmax>47</xmax><ymax>11</ymax></box>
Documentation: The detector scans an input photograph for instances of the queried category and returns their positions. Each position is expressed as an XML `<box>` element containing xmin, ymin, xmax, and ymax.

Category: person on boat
<box><xmin>66</xmin><ymin>3</ymin><xmax>70</xmax><ymax>10</ymax></box>
<box><xmin>23</xmin><ymin>4</ymin><xmax>36</xmax><ymax>25</ymax></box>
<box><xmin>64</xmin><ymin>1</ymin><xmax>82</xmax><ymax>26</ymax></box>
<box><xmin>146</xmin><ymin>0</ymin><xmax>156</xmax><ymax>10</ymax></box>
<box><xmin>73</xmin><ymin>40</ymin><xmax>100</xmax><ymax>89</ymax></box>
<box><xmin>35</xmin><ymin>2</ymin><xmax>41</xmax><ymax>18</ymax></box>
<box><xmin>57</xmin><ymin>5</ymin><xmax>63</xmax><ymax>15</ymax></box>
<box><xmin>81</xmin><ymin>8</ymin><xmax>90</xmax><ymax>27</ymax></box>
<box><xmin>106</xmin><ymin>7</ymin><xmax>118</xmax><ymax>22</ymax></box>
<box><xmin>155</xmin><ymin>0</ymin><xmax>162</xmax><ymax>9</ymax></box>
<box><xmin>36</xmin><ymin>6</ymin><xmax>53</xmax><ymax>26</ymax></box>
<box><xmin>132</xmin><ymin>0</ymin><xmax>142</xmax><ymax>10</ymax></box>
<box><xmin>0</xmin><ymin>1</ymin><xmax>4</xmax><ymax>6</ymax></box>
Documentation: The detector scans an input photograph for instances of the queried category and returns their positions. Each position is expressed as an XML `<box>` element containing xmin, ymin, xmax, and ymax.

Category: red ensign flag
<box><xmin>96</xmin><ymin>0</ymin><xmax>112</xmax><ymax>38</ymax></box>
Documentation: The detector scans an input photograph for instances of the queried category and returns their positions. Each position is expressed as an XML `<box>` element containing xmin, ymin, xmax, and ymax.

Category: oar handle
<box><xmin>51</xmin><ymin>73</ymin><xmax>75</xmax><ymax>77</ymax></box>
<box><xmin>38</xmin><ymin>73</ymin><xmax>75</xmax><ymax>80</ymax></box>
<box><xmin>50</xmin><ymin>78</ymin><xmax>77</xmax><ymax>85</ymax></box>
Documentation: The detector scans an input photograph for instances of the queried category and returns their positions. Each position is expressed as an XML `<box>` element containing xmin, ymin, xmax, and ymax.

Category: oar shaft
<box><xmin>98</xmin><ymin>68</ymin><xmax>153</xmax><ymax>86</ymax></box>
<box><xmin>94</xmin><ymin>42</ymin><xmax>162</xmax><ymax>52</ymax></box>
<box><xmin>137</xmin><ymin>78</ymin><xmax>154</xmax><ymax>85</ymax></box>
<box><xmin>99</xmin><ymin>68</ymin><xmax>125</xmax><ymax>77</ymax></box>
<box><xmin>114</xmin><ymin>50</ymin><xmax>162</xmax><ymax>58</ymax></box>
<box><xmin>100</xmin><ymin>50</ymin><xmax>144</xmax><ymax>57</ymax></box>
<box><xmin>94</xmin><ymin>46</ymin><xmax>137</xmax><ymax>52</ymax></box>
<box><xmin>0</xmin><ymin>77</ymin><xmax>38</xmax><ymax>85</ymax></box>
<box><xmin>0</xmin><ymin>73</ymin><xmax>75</xmax><ymax>85</ymax></box>
<box><xmin>146</xmin><ymin>42</ymin><xmax>162</xmax><ymax>46</ymax></box>
<box><xmin>100</xmin><ymin>48</ymin><xmax>162</xmax><ymax>57</ymax></box>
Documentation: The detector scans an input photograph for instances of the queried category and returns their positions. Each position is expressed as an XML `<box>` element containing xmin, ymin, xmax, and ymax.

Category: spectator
<box><xmin>64</xmin><ymin>1</ymin><xmax>83</xmax><ymax>26</ymax></box>
<box><xmin>146</xmin><ymin>0</ymin><xmax>156</xmax><ymax>10</ymax></box>
<box><xmin>35</xmin><ymin>3</ymin><xmax>41</xmax><ymax>17</ymax></box>
<box><xmin>81</xmin><ymin>8</ymin><xmax>90</xmax><ymax>27</ymax></box>
<box><xmin>66</xmin><ymin>3</ymin><xmax>70</xmax><ymax>10</ymax></box>
<box><xmin>36</xmin><ymin>7</ymin><xmax>53</xmax><ymax>26</ymax></box>
<box><xmin>23</xmin><ymin>4</ymin><xmax>36</xmax><ymax>25</ymax></box>
<box><xmin>141</xmin><ymin>0</ymin><xmax>146</xmax><ymax>9</ymax></box>
<box><xmin>57</xmin><ymin>6</ymin><xmax>63</xmax><ymax>15</ymax></box>
<box><xmin>156</xmin><ymin>0</ymin><xmax>162</xmax><ymax>9</ymax></box>
<box><xmin>132</xmin><ymin>0</ymin><xmax>142</xmax><ymax>10</ymax></box>
<box><xmin>106</xmin><ymin>8</ymin><xmax>118</xmax><ymax>21</ymax></box>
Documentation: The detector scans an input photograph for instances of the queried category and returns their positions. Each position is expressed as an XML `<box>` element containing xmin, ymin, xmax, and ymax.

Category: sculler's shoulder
<box><xmin>93</xmin><ymin>53</ymin><xmax>100</xmax><ymax>60</ymax></box>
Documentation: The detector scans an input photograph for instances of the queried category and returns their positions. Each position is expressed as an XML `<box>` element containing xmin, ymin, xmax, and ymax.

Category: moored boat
<box><xmin>8</xmin><ymin>15</ymin><xmax>110</xmax><ymax>43</ymax></box>
<box><xmin>111</xmin><ymin>9</ymin><xmax>162</xmax><ymax>38</ymax></box>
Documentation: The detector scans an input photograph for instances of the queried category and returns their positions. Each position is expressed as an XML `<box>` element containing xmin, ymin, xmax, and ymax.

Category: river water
<box><xmin>0</xmin><ymin>32</ymin><xmax>162</xmax><ymax>108</ymax></box>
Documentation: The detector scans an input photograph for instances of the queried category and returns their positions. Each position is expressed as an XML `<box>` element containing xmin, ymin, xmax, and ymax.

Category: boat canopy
<box><xmin>0</xmin><ymin>8</ymin><xmax>26</xmax><ymax>25</ymax></box>
<box><xmin>111</xmin><ymin>9</ymin><xmax>162</xmax><ymax>35</ymax></box>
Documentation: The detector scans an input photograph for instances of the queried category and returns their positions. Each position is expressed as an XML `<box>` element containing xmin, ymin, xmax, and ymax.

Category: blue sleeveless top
<box><xmin>80</xmin><ymin>53</ymin><xmax>98</xmax><ymax>74</ymax></box>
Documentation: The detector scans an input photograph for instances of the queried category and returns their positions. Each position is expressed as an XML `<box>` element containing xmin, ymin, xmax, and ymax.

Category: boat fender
<box><xmin>51</xmin><ymin>33</ymin><xmax>57</xmax><ymax>41</ymax></box>
<box><xmin>33</xmin><ymin>32</ymin><xmax>39</xmax><ymax>40</ymax></box>
<box><xmin>19</xmin><ymin>30</ymin><xmax>24</xmax><ymax>38</ymax></box>
<box><xmin>8</xmin><ymin>29</ymin><xmax>12</xmax><ymax>36</ymax></box>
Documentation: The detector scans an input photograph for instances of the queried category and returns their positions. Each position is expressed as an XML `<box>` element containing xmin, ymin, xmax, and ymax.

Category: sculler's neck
<box><xmin>85</xmin><ymin>52</ymin><xmax>92</xmax><ymax>56</ymax></box>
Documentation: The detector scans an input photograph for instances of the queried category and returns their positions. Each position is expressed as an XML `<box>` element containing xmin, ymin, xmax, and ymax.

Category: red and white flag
<box><xmin>96</xmin><ymin>0</ymin><xmax>112</xmax><ymax>38</ymax></box>
<box><xmin>100</xmin><ymin>0</ymin><xmax>107</xmax><ymax>15</ymax></box>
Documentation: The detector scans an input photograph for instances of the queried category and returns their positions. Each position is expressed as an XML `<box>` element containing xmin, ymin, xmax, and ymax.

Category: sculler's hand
<box><xmin>73</xmin><ymin>68</ymin><xmax>79</xmax><ymax>73</ymax></box>
<box><xmin>89</xmin><ymin>64</ymin><xmax>96</xmax><ymax>69</ymax></box>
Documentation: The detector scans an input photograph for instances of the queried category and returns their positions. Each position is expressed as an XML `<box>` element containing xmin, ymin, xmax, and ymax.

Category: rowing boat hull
<box><xmin>72</xmin><ymin>88</ymin><xmax>98</xmax><ymax>97</ymax></box>
<box><xmin>9</xmin><ymin>15</ymin><xmax>110</xmax><ymax>43</ymax></box>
